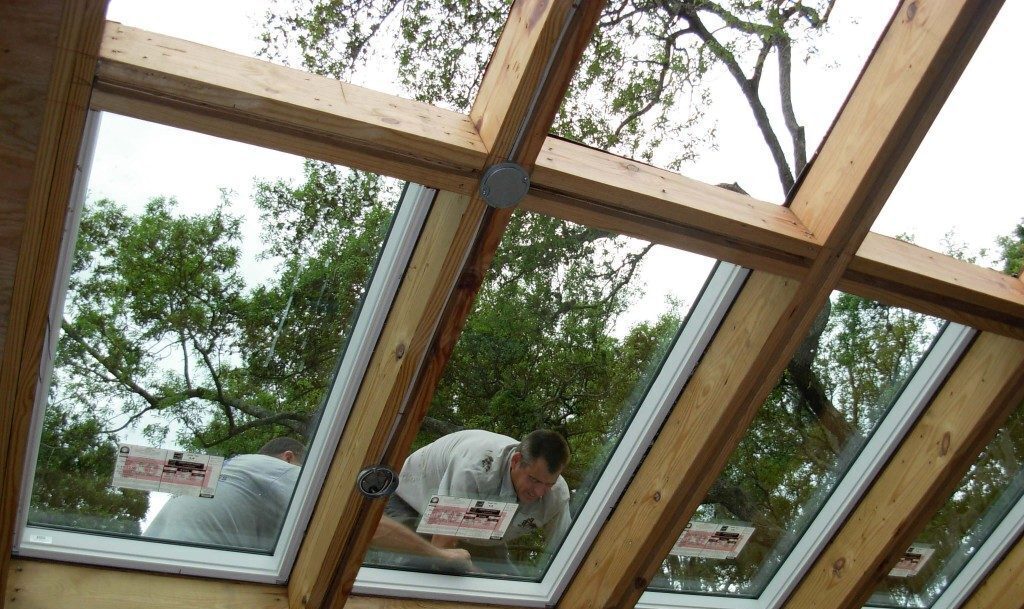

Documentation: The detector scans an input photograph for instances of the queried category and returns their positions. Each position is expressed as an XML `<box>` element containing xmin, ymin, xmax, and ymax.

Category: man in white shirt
<box><xmin>384</xmin><ymin>429</ymin><xmax>571</xmax><ymax>573</ymax></box>
<box><xmin>145</xmin><ymin>437</ymin><xmax>474</xmax><ymax>570</ymax></box>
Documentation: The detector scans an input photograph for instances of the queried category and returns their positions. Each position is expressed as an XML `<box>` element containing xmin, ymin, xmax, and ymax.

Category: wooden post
<box><xmin>0</xmin><ymin>0</ymin><xmax>109</xmax><ymax>603</ymax></box>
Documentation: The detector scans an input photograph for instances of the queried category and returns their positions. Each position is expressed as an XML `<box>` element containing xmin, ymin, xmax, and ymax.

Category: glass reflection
<box><xmin>869</xmin><ymin>402</ymin><xmax>1024</xmax><ymax>608</ymax></box>
<box><xmin>27</xmin><ymin>114</ymin><xmax>402</xmax><ymax>552</ymax></box>
<box><xmin>649</xmin><ymin>292</ymin><xmax>942</xmax><ymax>595</ymax></box>
<box><xmin>364</xmin><ymin>211</ymin><xmax>716</xmax><ymax>578</ymax></box>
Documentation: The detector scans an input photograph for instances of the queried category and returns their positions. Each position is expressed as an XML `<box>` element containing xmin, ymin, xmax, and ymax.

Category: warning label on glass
<box><xmin>670</xmin><ymin>521</ymin><xmax>755</xmax><ymax>560</ymax></box>
<box><xmin>416</xmin><ymin>495</ymin><xmax>518</xmax><ymax>540</ymax></box>
<box><xmin>112</xmin><ymin>443</ymin><xmax>223</xmax><ymax>497</ymax></box>
<box><xmin>889</xmin><ymin>544</ymin><xmax>935</xmax><ymax>578</ymax></box>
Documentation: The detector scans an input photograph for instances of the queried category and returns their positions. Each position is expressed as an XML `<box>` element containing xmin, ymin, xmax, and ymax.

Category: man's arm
<box><xmin>372</xmin><ymin>515</ymin><xmax>475</xmax><ymax>572</ymax></box>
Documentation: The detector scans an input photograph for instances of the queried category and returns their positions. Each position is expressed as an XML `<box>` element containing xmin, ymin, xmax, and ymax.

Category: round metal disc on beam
<box><xmin>479</xmin><ymin>162</ymin><xmax>530</xmax><ymax>209</ymax></box>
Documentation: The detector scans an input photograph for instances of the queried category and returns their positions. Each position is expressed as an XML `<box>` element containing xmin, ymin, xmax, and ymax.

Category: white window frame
<box><xmin>14</xmin><ymin>110</ymin><xmax>437</xmax><ymax>584</ymax></box>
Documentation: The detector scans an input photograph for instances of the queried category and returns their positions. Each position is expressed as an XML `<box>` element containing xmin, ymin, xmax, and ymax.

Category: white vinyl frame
<box><xmin>14</xmin><ymin>110</ymin><xmax>438</xmax><ymax>584</ymax></box>
<box><xmin>353</xmin><ymin>263</ymin><xmax>751</xmax><ymax>606</ymax></box>
<box><xmin>636</xmin><ymin>323</ymin><xmax>977</xmax><ymax>609</ymax></box>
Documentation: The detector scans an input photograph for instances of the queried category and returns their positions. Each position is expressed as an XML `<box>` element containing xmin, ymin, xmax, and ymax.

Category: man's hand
<box><xmin>436</xmin><ymin>546</ymin><xmax>478</xmax><ymax>573</ymax></box>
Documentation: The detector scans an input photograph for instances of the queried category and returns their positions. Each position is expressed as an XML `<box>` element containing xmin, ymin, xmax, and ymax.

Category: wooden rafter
<box><xmin>783</xmin><ymin>333</ymin><xmax>1024</xmax><ymax>609</ymax></box>
<box><xmin>90</xmin><ymin>23</ymin><xmax>1024</xmax><ymax>341</ymax></box>
<box><xmin>94</xmin><ymin>23</ymin><xmax>488</xmax><ymax>195</ymax></box>
<box><xmin>0</xmin><ymin>0</ymin><xmax>109</xmax><ymax>602</ymax></box>
<box><xmin>557</xmin><ymin>1</ymin><xmax>1000</xmax><ymax>607</ymax></box>
<box><xmin>287</xmin><ymin>2</ymin><xmax>602</xmax><ymax>608</ymax></box>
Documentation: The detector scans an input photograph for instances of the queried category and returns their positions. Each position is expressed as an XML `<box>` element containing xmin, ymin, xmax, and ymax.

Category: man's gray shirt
<box><xmin>396</xmin><ymin>429</ymin><xmax>571</xmax><ymax>545</ymax></box>
<box><xmin>144</xmin><ymin>453</ymin><xmax>299</xmax><ymax>552</ymax></box>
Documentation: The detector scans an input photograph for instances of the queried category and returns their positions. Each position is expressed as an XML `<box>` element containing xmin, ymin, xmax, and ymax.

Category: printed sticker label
<box><xmin>670</xmin><ymin>521</ymin><xmax>755</xmax><ymax>560</ymax></box>
<box><xmin>889</xmin><ymin>544</ymin><xmax>935</xmax><ymax>578</ymax></box>
<box><xmin>112</xmin><ymin>443</ymin><xmax>223</xmax><ymax>497</ymax></box>
<box><xmin>416</xmin><ymin>495</ymin><xmax>518</xmax><ymax>540</ymax></box>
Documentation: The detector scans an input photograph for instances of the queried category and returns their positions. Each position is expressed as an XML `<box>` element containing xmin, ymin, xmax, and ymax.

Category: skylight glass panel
<box><xmin>18</xmin><ymin>112</ymin><xmax>423</xmax><ymax>579</ymax></box>
<box><xmin>105</xmin><ymin>0</ymin><xmax>506</xmax><ymax>112</ymax></box>
<box><xmin>554</xmin><ymin>1</ymin><xmax>896</xmax><ymax>202</ymax></box>
<box><xmin>868</xmin><ymin>400</ymin><xmax>1024</xmax><ymax>609</ymax></box>
<box><xmin>360</xmin><ymin>211</ymin><xmax>719</xmax><ymax>583</ymax></box>
<box><xmin>647</xmin><ymin>292</ymin><xmax>942</xmax><ymax>597</ymax></box>
<box><xmin>872</xmin><ymin>2</ymin><xmax>1021</xmax><ymax>273</ymax></box>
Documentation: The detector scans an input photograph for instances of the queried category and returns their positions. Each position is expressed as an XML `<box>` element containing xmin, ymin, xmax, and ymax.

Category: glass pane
<box><xmin>554</xmin><ymin>2</ymin><xmax>896</xmax><ymax>202</ymax></box>
<box><xmin>106</xmin><ymin>0</ymin><xmax>507</xmax><ymax>111</ymax></box>
<box><xmin>363</xmin><ymin>211</ymin><xmax>717</xmax><ymax>578</ymax></box>
<box><xmin>27</xmin><ymin>113</ymin><xmax>404</xmax><ymax>553</ymax></box>
<box><xmin>868</xmin><ymin>401</ymin><xmax>1024</xmax><ymax>608</ymax></box>
<box><xmin>873</xmin><ymin>2</ymin><xmax>1022</xmax><ymax>274</ymax></box>
<box><xmin>648</xmin><ymin>293</ymin><xmax>943</xmax><ymax>596</ymax></box>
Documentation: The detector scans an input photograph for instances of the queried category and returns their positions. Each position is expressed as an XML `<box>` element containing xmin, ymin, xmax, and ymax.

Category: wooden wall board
<box><xmin>961</xmin><ymin>531</ymin><xmax>1024</xmax><ymax>609</ymax></box>
<box><xmin>94</xmin><ymin>22</ymin><xmax>488</xmax><ymax>194</ymax></box>
<box><xmin>6</xmin><ymin>559</ymin><xmax>289</xmax><ymax>609</ymax></box>
<box><xmin>0</xmin><ymin>0</ymin><xmax>108</xmax><ymax>603</ymax></box>
<box><xmin>5</xmin><ymin>559</ymin><xmax>511</xmax><ymax>609</ymax></box>
<box><xmin>783</xmin><ymin>332</ymin><xmax>1024</xmax><ymax>609</ymax></box>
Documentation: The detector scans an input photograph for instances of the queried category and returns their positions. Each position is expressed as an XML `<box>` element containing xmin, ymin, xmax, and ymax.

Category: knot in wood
<box><xmin>832</xmin><ymin>557</ymin><xmax>846</xmax><ymax>577</ymax></box>
<box><xmin>906</xmin><ymin>2</ymin><xmax>918</xmax><ymax>21</ymax></box>
<box><xmin>940</xmin><ymin>431</ymin><xmax>951</xmax><ymax>456</ymax></box>
<box><xmin>625</xmin><ymin>164</ymin><xmax>640</xmax><ymax>173</ymax></box>
<box><xmin>653</xmin><ymin>491</ymin><xmax>661</xmax><ymax>502</ymax></box>
<box><xmin>395</xmin><ymin>342</ymin><xmax>407</xmax><ymax>359</ymax></box>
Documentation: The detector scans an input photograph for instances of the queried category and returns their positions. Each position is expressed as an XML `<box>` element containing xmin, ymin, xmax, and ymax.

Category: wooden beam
<box><xmin>960</xmin><ymin>531</ymin><xmax>1024</xmax><ymax>609</ymax></box>
<box><xmin>558</xmin><ymin>270</ymin><xmax>803</xmax><ymax>607</ymax></box>
<box><xmin>559</xmin><ymin>1</ymin><xmax>999</xmax><ymax>607</ymax></box>
<box><xmin>93</xmin><ymin>22</ymin><xmax>488</xmax><ymax>194</ymax></box>
<box><xmin>0</xmin><ymin>0</ymin><xmax>108</xmax><ymax>603</ymax></box>
<box><xmin>286</xmin><ymin>190</ymin><xmax>475</xmax><ymax>609</ymax></box>
<box><xmin>525</xmin><ymin>181</ymin><xmax>1024</xmax><ymax>339</ymax></box>
<box><xmin>844</xmin><ymin>233</ymin><xmax>1024</xmax><ymax>339</ymax></box>
<box><xmin>783</xmin><ymin>333</ymin><xmax>1024</xmax><ymax>609</ymax></box>
<box><xmin>4</xmin><ymin>559</ymin><xmax>510</xmax><ymax>609</ymax></box>
<box><xmin>525</xmin><ymin>137</ymin><xmax>819</xmax><ymax>273</ymax></box>
<box><xmin>288</xmin><ymin>3</ymin><xmax>602</xmax><ymax>607</ymax></box>
<box><xmin>85</xmin><ymin>21</ymin><xmax>1024</xmax><ymax>339</ymax></box>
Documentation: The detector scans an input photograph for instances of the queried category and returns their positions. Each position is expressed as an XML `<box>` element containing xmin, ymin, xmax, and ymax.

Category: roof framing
<box><xmin>1</xmin><ymin>2</ymin><xmax>1022</xmax><ymax>609</ymax></box>
<box><xmin>90</xmin><ymin>17</ymin><xmax>1024</xmax><ymax>340</ymax></box>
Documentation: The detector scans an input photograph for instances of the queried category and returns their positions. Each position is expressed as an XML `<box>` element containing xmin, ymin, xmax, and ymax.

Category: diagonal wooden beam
<box><xmin>557</xmin><ymin>1</ymin><xmax>1000</xmax><ymax>607</ymax></box>
<box><xmin>93</xmin><ymin>22</ymin><xmax>488</xmax><ymax>194</ymax></box>
<box><xmin>960</xmin><ymin>530</ymin><xmax>1024</xmax><ymax>609</ymax></box>
<box><xmin>88</xmin><ymin>25</ymin><xmax>1024</xmax><ymax>341</ymax></box>
<box><xmin>783</xmin><ymin>333</ymin><xmax>1024</xmax><ymax>609</ymax></box>
<box><xmin>0</xmin><ymin>0</ymin><xmax>109</xmax><ymax>604</ymax></box>
<box><xmin>287</xmin><ymin>2</ymin><xmax>602</xmax><ymax>608</ymax></box>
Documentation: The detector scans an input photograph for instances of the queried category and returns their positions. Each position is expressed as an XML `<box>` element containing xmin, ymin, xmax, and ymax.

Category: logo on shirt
<box><xmin>519</xmin><ymin>517</ymin><xmax>538</xmax><ymax>530</ymax></box>
<box><xmin>480</xmin><ymin>455</ymin><xmax>494</xmax><ymax>472</ymax></box>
